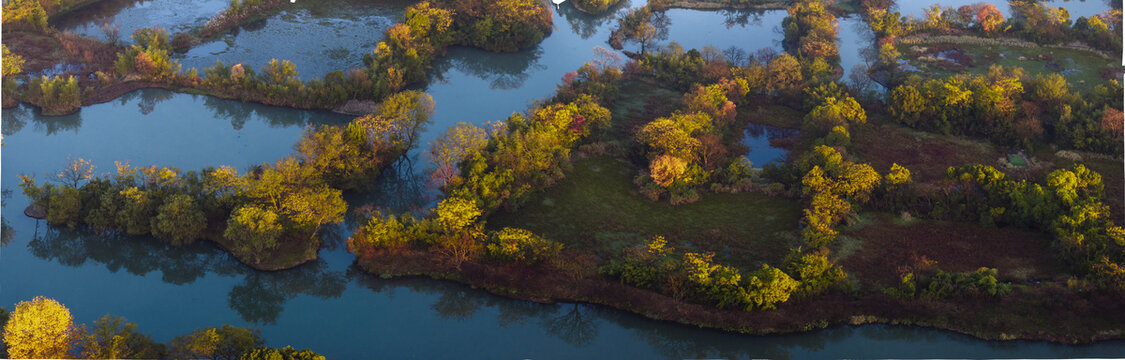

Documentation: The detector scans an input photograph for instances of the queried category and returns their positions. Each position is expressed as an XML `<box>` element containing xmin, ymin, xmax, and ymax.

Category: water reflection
<box><xmin>544</xmin><ymin>303</ymin><xmax>599</xmax><ymax>347</ymax></box>
<box><xmin>3</xmin><ymin>90</ymin><xmax>344</xmax><ymax>137</ymax></box>
<box><xmin>228</xmin><ymin>261</ymin><xmax>346</xmax><ymax>324</ymax></box>
<box><xmin>116</xmin><ymin>87</ymin><xmax>175</xmax><ymax>115</ymax></box>
<box><xmin>2</xmin><ymin>105</ymin><xmax>30</xmax><ymax>136</ymax></box>
<box><xmin>26</xmin><ymin>226</ymin><xmax>347</xmax><ymax>324</ymax></box>
<box><xmin>344</xmin><ymin>155</ymin><xmax>432</xmax><ymax>219</ymax></box>
<box><xmin>743</xmin><ymin>123</ymin><xmax>796</xmax><ymax>166</ymax></box>
<box><xmin>1</xmin><ymin>190</ymin><xmax>13</xmax><ymax>248</ymax></box>
<box><xmin>31</xmin><ymin>107</ymin><xmax>84</xmax><ymax>135</ymax></box>
<box><xmin>430</xmin><ymin>46</ymin><xmax>546</xmax><ymax>91</ymax></box>
<box><xmin>557</xmin><ymin>1</ymin><xmax>631</xmax><ymax>40</ymax></box>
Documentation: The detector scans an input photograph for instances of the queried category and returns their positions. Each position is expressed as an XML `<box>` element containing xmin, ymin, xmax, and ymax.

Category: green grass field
<box><xmin>486</xmin><ymin>156</ymin><xmax>803</xmax><ymax>268</ymax></box>
<box><xmin>897</xmin><ymin>44</ymin><xmax>1118</xmax><ymax>92</ymax></box>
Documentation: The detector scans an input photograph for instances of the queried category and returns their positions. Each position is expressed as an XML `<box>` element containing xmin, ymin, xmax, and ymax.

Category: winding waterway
<box><xmin>6</xmin><ymin>0</ymin><xmax>1125</xmax><ymax>357</ymax></box>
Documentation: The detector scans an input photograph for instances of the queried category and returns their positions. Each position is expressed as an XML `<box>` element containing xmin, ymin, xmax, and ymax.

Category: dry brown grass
<box><xmin>851</xmin><ymin>122</ymin><xmax>1002</xmax><ymax>182</ymax></box>
<box><xmin>840</xmin><ymin>213</ymin><xmax>1067</xmax><ymax>286</ymax></box>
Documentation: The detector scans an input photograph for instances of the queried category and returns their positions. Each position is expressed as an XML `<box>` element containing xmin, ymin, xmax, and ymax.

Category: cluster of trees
<box><xmin>573</xmin><ymin>0</ymin><xmax>623</xmax><ymax>14</ymax></box>
<box><xmin>886</xmin><ymin>68</ymin><xmax>1124</xmax><ymax>154</ymax></box>
<box><xmin>636</xmin><ymin>43</ymin><xmax>810</xmax><ymax>96</ymax></box>
<box><xmin>443</xmin><ymin>0</ymin><xmax>553</xmax><ymax>52</ymax></box>
<box><xmin>601</xmin><ymin>235</ymin><xmax>846</xmax><ymax>310</ymax></box>
<box><xmin>864</xmin><ymin>1</ymin><xmax>1121</xmax><ymax>54</ymax></box>
<box><xmin>20</xmin><ymin>91</ymin><xmax>435</xmax><ymax>266</ymax></box>
<box><xmin>1010</xmin><ymin>1</ymin><xmax>1121</xmax><ymax>51</ymax></box>
<box><xmin>101</xmin><ymin>0</ymin><xmax>552</xmax><ymax>112</ymax></box>
<box><xmin>1</xmin><ymin>0</ymin><xmax>48</xmax><ymax>32</ymax></box>
<box><xmin>24</xmin><ymin>75</ymin><xmax>82</xmax><ymax>115</ymax></box>
<box><xmin>1</xmin><ymin>296</ymin><xmax>322</xmax><ymax>359</ymax></box>
<box><xmin>115</xmin><ymin>28</ymin><xmax>180</xmax><ymax>83</ymax></box>
<box><xmin>782</xmin><ymin>0</ymin><xmax>839</xmax><ymax>66</ymax></box>
<box><xmin>884</xmin><ymin>267</ymin><xmax>1011</xmax><ymax>300</ymax></box>
<box><xmin>795</xmin><ymin>145</ymin><xmax>887</xmax><ymax>248</ymax></box>
<box><xmin>801</xmin><ymin>82</ymin><xmax>866</xmax><ymax>133</ymax></box>
<box><xmin>200</xmin><ymin>0</ymin><xmax>285</xmax><ymax>38</ymax></box>
<box><xmin>916</xmin><ymin>3</ymin><xmax>1008</xmax><ymax>34</ymax></box>
<box><xmin>555</xmin><ymin>48</ymin><xmax>625</xmax><ymax>103</ymax></box>
<box><xmin>931</xmin><ymin>164</ymin><xmax>1124</xmax><ymax>292</ymax></box>
<box><xmin>1</xmin><ymin>44</ymin><xmax>24</xmax><ymax>107</ymax></box>
<box><xmin>350</xmin><ymin>84</ymin><xmax>617</xmax><ymax>268</ymax></box>
<box><xmin>634</xmin><ymin>79</ymin><xmax>756</xmax><ymax>204</ymax></box>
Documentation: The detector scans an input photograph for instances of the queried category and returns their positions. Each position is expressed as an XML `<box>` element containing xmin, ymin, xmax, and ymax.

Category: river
<box><xmin>5</xmin><ymin>0</ymin><xmax>1123</xmax><ymax>357</ymax></box>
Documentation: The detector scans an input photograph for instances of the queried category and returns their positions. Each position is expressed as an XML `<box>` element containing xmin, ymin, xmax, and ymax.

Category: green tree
<box><xmin>282</xmin><ymin>185</ymin><xmax>346</xmax><ymax>240</ymax></box>
<box><xmin>434</xmin><ymin>196</ymin><xmax>482</xmax><ymax>233</ymax></box>
<box><xmin>486</xmin><ymin>227</ymin><xmax>563</xmax><ymax>264</ymax></box>
<box><xmin>169</xmin><ymin>325</ymin><xmax>263</xmax><ymax>360</ymax></box>
<box><xmin>225</xmin><ymin>205</ymin><xmax>284</xmax><ymax>263</ymax></box>
<box><xmin>152</xmin><ymin>194</ymin><xmax>208</xmax><ymax>245</ymax></box>
<box><xmin>47</xmin><ymin>186</ymin><xmax>83</xmax><ymax>229</ymax></box>
<box><xmin>430</xmin><ymin>122</ymin><xmax>489</xmax><ymax>187</ymax></box>
<box><xmin>888</xmin><ymin>84</ymin><xmax>925</xmax><ymax>126</ymax></box>
<box><xmin>1</xmin><ymin>44</ymin><xmax>25</xmax><ymax>78</ymax></box>
<box><xmin>238</xmin><ymin>346</ymin><xmax>325</xmax><ymax>360</ymax></box>
<box><xmin>81</xmin><ymin>315</ymin><xmax>166</xmax><ymax>359</ymax></box>
<box><xmin>745</xmin><ymin>265</ymin><xmax>799</xmax><ymax>310</ymax></box>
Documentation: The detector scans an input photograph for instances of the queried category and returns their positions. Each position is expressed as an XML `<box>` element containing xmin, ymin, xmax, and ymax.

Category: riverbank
<box><xmin>354</xmin><ymin>248</ymin><xmax>1125</xmax><ymax>345</ymax></box>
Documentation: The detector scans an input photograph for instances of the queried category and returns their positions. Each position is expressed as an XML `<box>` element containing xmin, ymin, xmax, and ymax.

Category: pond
<box><xmin>743</xmin><ymin>123</ymin><xmax>796</xmax><ymax>166</ymax></box>
<box><xmin>5</xmin><ymin>0</ymin><xmax>1124</xmax><ymax>358</ymax></box>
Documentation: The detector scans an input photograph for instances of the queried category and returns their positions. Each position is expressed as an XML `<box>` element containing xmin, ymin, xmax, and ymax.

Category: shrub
<box><xmin>485</xmin><ymin>227</ymin><xmax>563</xmax><ymax>264</ymax></box>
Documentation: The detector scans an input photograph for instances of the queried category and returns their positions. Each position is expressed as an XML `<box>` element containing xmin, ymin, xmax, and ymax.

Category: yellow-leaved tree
<box><xmin>3</xmin><ymin>296</ymin><xmax>77</xmax><ymax>358</ymax></box>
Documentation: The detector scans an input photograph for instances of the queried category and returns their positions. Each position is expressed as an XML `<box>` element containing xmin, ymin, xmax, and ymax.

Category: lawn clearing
<box><xmin>486</xmin><ymin>155</ymin><xmax>803</xmax><ymax>269</ymax></box>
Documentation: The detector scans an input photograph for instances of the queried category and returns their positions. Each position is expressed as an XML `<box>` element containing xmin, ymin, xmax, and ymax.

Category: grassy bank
<box><xmin>488</xmin><ymin>155</ymin><xmax>803</xmax><ymax>268</ymax></box>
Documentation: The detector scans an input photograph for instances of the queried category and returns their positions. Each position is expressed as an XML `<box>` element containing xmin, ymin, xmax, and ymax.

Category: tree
<box><xmin>225</xmin><ymin>205</ymin><xmax>284</xmax><ymax>263</ymax></box>
<box><xmin>238</xmin><ymin>346</ymin><xmax>325</xmax><ymax>360</ymax></box>
<box><xmin>885</xmin><ymin>163</ymin><xmax>912</xmax><ymax>186</ymax></box>
<box><xmin>804</xmin><ymin>96</ymin><xmax>867</xmax><ymax>131</ymax></box>
<box><xmin>975</xmin><ymin>3</ymin><xmax>1004</xmax><ymax>32</ymax></box>
<box><xmin>485</xmin><ymin>227</ymin><xmax>563</xmax><ymax>264</ymax></box>
<box><xmin>888</xmin><ymin>84</ymin><xmax>925</xmax><ymax>126</ymax></box>
<box><xmin>618</xmin><ymin>7</ymin><xmax>669</xmax><ymax>54</ymax></box>
<box><xmin>58</xmin><ymin>157</ymin><xmax>95</xmax><ymax>188</ymax></box>
<box><xmin>2</xmin><ymin>44</ymin><xmax>25</xmax><ymax>78</ymax></box>
<box><xmin>81</xmin><ymin>315</ymin><xmax>166</xmax><ymax>359</ymax></box>
<box><xmin>169</xmin><ymin>325</ymin><xmax>263</xmax><ymax>360</ymax></box>
<box><xmin>636</xmin><ymin>112</ymin><xmax>711</xmax><ymax>162</ymax></box>
<box><xmin>358</xmin><ymin>90</ymin><xmax>436</xmax><ymax>152</ymax></box>
<box><xmin>434</xmin><ymin>196</ymin><xmax>482</xmax><ymax>233</ymax></box>
<box><xmin>745</xmin><ymin>265</ymin><xmax>798</xmax><ymax>310</ymax></box>
<box><xmin>282</xmin><ymin>185</ymin><xmax>346</xmax><ymax>240</ymax></box>
<box><xmin>153</xmin><ymin>194</ymin><xmax>208</xmax><ymax>245</ymax></box>
<box><xmin>3</xmin><ymin>296</ymin><xmax>77</xmax><ymax>359</ymax></box>
<box><xmin>649</xmin><ymin>154</ymin><xmax>688</xmax><ymax>187</ymax></box>
<box><xmin>430</xmin><ymin>122</ymin><xmax>489</xmax><ymax>187</ymax></box>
